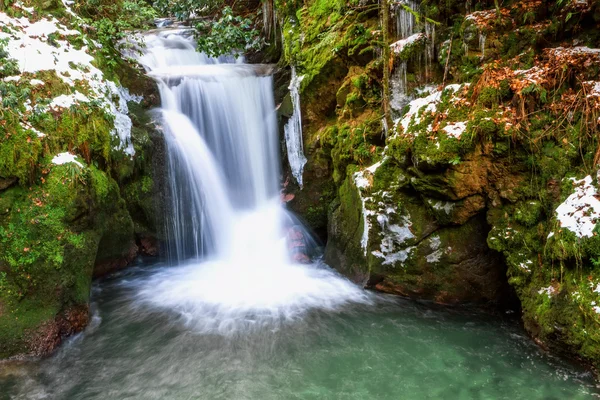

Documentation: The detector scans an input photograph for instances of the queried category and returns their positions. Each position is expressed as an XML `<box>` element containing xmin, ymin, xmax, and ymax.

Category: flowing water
<box><xmin>1</xmin><ymin>28</ymin><xmax>599</xmax><ymax>399</ymax></box>
<box><xmin>0</xmin><ymin>263</ymin><xmax>598</xmax><ymax>399</ymax></box>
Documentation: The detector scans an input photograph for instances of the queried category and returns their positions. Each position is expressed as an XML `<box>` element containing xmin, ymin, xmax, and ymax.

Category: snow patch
<box><xmin>390</xmin><ymin>33</ymin><xmax>426</xmax><ymax>55</ymax></box>
<box><xmin>426</xmin><ymin>235</ymin><xmax>443</xmax><ymax>263</ymax></box>
<box><xmin>584</xmin><ymin>81</ymin><xmax>600</xmax><ymax>98</ymax></box>
<box><xmin>519</xmin><ymin>260</ymin><xmax>532</xmax><ymax>272</ymax></box>
<box><xmin>538</xmin><ymin>286</ymin><xmax>556</xmax><ymax>298</ymax></box>
<box><xmin>49</xmin><ymin>92</ymin><xmax>90</xmax><ymax>109</ymax></box>
<box><xmin>52</xmin><ymin>152</ymin><xmax>83</xmax><ymax>168</ymax></box>
<box><xmin>394</xmin><ymin>84</ymin><xmax>465</xmax><ymax>134</ymax></box>
<box><xmin>442</xmin><ymin>121</ymin><xmax>467</xmax><ymax>138</ymax></box>
<box><xmin>430</xmin><ymin>199</ymin><xmax>454</xmax><ymax>214</ymax></box>
<box><xmin>555</xmin><ymin>176</ymin><xmax>600</xmax><ymax>238</ymax></box>
<box><xmin>0</xmin><ymin>11</ymin><xmax>141</xmax><ymax>155</ymax></box>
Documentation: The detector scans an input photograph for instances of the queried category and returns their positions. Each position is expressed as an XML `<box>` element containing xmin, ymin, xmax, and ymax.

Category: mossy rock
<box><xmin>424</xmin><ymin>194</ymin><xmax>486</xmax><ymax>226</ymax></box>
<box><xmin>369</xmin><ymin>215</ymin><xmax>508</xmax><ymax>305</ymax></box>
<box><xmin>324</xmin><ymin>176</ymin><xmax>369</xmax><ymax>283</ymax></box>
<box><xmin>0</xmin><ymin>162</ymin><xmax>137</xmax><ymax>357</ymax></box>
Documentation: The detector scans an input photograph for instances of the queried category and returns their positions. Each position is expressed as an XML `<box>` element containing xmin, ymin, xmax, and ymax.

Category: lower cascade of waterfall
<box><xmin>134</xmin><ymin>28</ymin><xmax>370</xmax><ymax>333</ymax></box>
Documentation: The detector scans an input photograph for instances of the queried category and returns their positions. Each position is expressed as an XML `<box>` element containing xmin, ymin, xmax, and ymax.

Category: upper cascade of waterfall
<box><xmin>284</xmin><ymin>67</ymin><xmax>308</xmax><ymax>188</ymax></box>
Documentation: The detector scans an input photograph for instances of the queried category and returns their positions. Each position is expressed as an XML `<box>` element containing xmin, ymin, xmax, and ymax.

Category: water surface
<box><xmin>1</xmin><ymin>262</ymin><xmax>597</xmax><ymax>400</ymax></box>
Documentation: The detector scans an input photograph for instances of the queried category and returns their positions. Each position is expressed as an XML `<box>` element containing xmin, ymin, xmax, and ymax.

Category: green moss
<box><xmin>330</xmin><ymin>118</ymin><xmax>381</xmax><ymax>184</ymax></box>
<box><xmin>34</xmin><ymin>103</ymin><xmax>115</xmax><ymax>165</ymax></box>
<box><xmin>282</xmin><ymin>0</ymin><xmax>376</xmax><ymax>94</ymax></box>
<box><xmin>372</xmin><ymin>158</ymin><xmax>410</xmax><ymax>192</ymax></box>
<box><xmin>0</xmin><ymin>119</ymin><xmax>43</xmax><ymax>184</ymax></box>
<box><xmin>514</xmin><ymin>200</ymin><xmax>543</xmax><ymax>227</ymax></box>
<box><xmin>325</xmin><ymin>174</ymin><xmax>369</xmax><ymax>277</ymax></box>
<box><xmin>0</xmin><ymin>160</ymin><xmax>136</xmax><ymax>356</ymax></box>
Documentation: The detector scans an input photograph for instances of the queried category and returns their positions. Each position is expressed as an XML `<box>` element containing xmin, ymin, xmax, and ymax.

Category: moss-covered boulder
<box><xmin>326</xmin><ymin>157</ymin><xmax>509</xmax><ymax>305</ymax></box>
<box><xmin>0</xmin><ymin>0</ymin><xmax>162</xmax><ymax>358</ymax></box>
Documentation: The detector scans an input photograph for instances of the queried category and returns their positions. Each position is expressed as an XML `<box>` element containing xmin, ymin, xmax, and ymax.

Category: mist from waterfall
<box><xmin>132</xmin><ymin>28</ymin><xmax>370</xmax><ymax>334</ymax></box>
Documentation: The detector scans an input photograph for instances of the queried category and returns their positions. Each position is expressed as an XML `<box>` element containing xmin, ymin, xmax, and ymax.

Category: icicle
<box><xmin>479</xmin><ymin>32</ymin><xmax>487</xmax><ymax>59</ymax></box>
<box><xmin>395</xmin><ymin>0</ymin><xmax>419</xmax><ymax>40</ymax></box>
<box><xmin>284</xmin><ymin>67</ymin><xmax>308</xmax><ymax>188</ymax></box>
<box><xmin>425</xmin><ymin>22</ymin><xmax>436</xmax><ymax>79</ymax></box>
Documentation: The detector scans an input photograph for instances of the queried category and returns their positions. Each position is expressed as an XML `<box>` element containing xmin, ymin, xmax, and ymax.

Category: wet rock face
<box><xmin>368</xmin><ymin>215</ymin><xmax>509</xmax><ymax>305</ymax></box>
<box><xmin>325</xmin><ymin>161</ymin><xmax>511</xmax><ymax>305</ymax></box>
<box><xmin>28</xmin><ymin>305</ymin><xmax>89</xmax><ymax>357</ymax></box>
<box><xmin>281</xmin><ymin>0</ymin><xmax>600</xmax><ymax>370</ymax></box>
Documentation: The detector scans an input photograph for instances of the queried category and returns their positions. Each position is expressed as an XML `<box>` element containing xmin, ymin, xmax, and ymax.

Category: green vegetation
<box><xmin>195</xmin><ymin>7</ymin><xmax>263</xmax><ymax>58</ymax></box>
<box><xmin>0</xmin><ymin>0</ymin><xmax>161</xmax><ymax>358</ymax></box>
<box><xmin>74</xmin><ymin>0</ymin><xmax>156</xmax><ymax>76</ymax></box>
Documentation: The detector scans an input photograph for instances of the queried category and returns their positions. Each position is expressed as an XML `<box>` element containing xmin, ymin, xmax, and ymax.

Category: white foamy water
<box><xmin>133</xmin><ymin>28</ymin><xmax>371</xmax><ymax>333</ymax></box>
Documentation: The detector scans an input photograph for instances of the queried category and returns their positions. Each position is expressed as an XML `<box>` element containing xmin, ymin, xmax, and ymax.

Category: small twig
<box><xmin>442</xmin><ymin>36</ymin><xmax>452</xmax><ymax>87</ymax></box>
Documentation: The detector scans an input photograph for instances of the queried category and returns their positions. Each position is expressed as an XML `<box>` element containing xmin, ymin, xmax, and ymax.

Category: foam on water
<box><xmin>135</xmin><ymin>259</ymin><xmax>371</xmax><ymax>334</ymax></box>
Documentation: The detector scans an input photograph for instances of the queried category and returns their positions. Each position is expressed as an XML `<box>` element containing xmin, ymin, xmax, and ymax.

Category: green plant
<box><xmin>74</xmin><ymin>0</ymin><xmax>156</xmax><ymax>75</ymax></box>
<box><xmin>153</xmin><ymin>0</ymin><xmax>223</xmax><ymax>20</ymax></box>
<box><xmin>449</xmin><ymin>155</ymin><xmax>461</xmax><ymax>165</ymax></box>
<box><xmin>195</xmin><ymin>7</ymin><xmax>263</xmax><ymax>58</ymax></box>
<box><xmin>0</xmin><ymin>38</ymin><xmax>19</xmax><ymax>78</ymax></box>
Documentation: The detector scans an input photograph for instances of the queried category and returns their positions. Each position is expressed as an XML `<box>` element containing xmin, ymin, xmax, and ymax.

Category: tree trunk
<box><xmin>381</xmin><ymin>0</ymin><xmax>391</xmax><ymax>137</ymax></box>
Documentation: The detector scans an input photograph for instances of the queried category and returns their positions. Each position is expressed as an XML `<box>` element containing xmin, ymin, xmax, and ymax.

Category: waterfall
<box><xmin>392</xmin><ymin>0</ymin><xmax>418</xmax><ymax>110</ymax></box>
<box><xmin>131</xmin><ymin>28</ymin><xmax>370</xmax><ymax>333</ymax></box>
<box><xmin>479</xmin><ymin>32</ymin><xmax>487</xmax><ymax>59</ymax></box>
<box><xmin>284</xmin><ymin>67</ymin><xmax>307</xmax><ymax>188</ymax></box>
<box><xmin>391</xmin><ymin>0</ymin><xmax>436</xmax><ymax>112</ymax></box>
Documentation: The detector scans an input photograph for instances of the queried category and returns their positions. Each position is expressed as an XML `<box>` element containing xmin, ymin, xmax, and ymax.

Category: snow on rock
<box><xmin>428</xmin><ymin>199</ymin><xmax>455</xmax><ymax>214</ymax></box>
<box><xmin>514</xmin><ymin>66</ymin><xmax>545</xmax><ymax>85</ymax></box>
<box><xmin>353</xmin><ymin>158</ymin><xmax>419</xmax><ymax>266</ymax></box>
<box><xmin>555</xmin><ymin>176</ymin><xmax>600</xmax><ymax>238</ymax></box>
<box><xmin>538</xmin><ymin>286</ymin><xmax>557</xmax><ymax>298</ymax></box>
<box><xmin>394</xmin><ymin>84</ymin><xmax>465</xmax><ymax>134</ymax></box>
<box><xmin>584</xmin><ymin>81</ymin><xmax>600</xmax><ymax>98</ymax></box>
<box><xmin>371</xmin><ymin>209</ymin><xmax>416</xmax><ymax>265</ymax></box>
<box><xmin>371</xmin><ymin>212</ymin><xmax>416</xmax><ymax>266</ymax></box>
<box><xmin>519</xmin><ymin>260</ymin><xmax>533</xmax><ymax>272</ymax></box>
<box><xmin>426</xmin><ymin>235</ymin><xmax>443</xmax><ymax>263</ymax></box>
<box><xmin>442</xmin><ymin>121</ymin><xmax>467</xmax><ymax>138</ymax></box>
<box><xmin>49</xmin><ymin>92</ymin><xmax>91</xmax><ymax>109</ymax></box>
<box><xmin>353</xmin><ymin>160</ymin><xmax>385</xmax><ymax>253</ymax></box>
<box><xmin>548</xmin><ymin>46</ymin><xmax>600</xmax><ymax>56</ymax></box>
<box><xmin>21</xmin><ymin>123</ymin><xmax>45</xmax><ymax>137</ymax></box>
<box><xmin>390</xmin><ymin>33</ymin><xmax>426</xmax><ymax>55</ymax></box>
<box><xmin>52</xmin><ymin>152</ymin><xmax>84</xmax><ymax>168</ymax></box>
<box><xmin>0</xmin><ymin>11</ymin><xmax>141</xmax><ymax>156</ymax></box>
